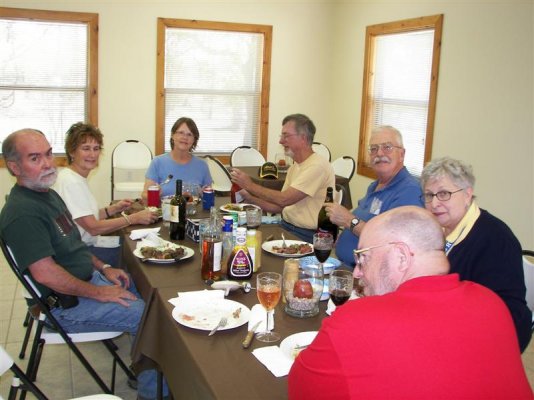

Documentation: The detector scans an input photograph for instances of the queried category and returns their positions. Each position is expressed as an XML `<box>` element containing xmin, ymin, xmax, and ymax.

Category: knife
<box><xmin>242</xmin><ymin>321</ymin><xmax>261</xmax><ymax>349</ymax></box>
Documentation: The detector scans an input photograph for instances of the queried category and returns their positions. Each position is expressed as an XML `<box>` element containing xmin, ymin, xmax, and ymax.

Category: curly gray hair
<box><xmin>421</xmin><ymin>157</ymin><xmax>475</xmax><ymax>190</ymax></box>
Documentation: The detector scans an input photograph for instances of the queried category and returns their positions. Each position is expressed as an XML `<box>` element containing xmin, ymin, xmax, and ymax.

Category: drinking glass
<box><xmin>313</xmin><ymin>232</ymin><xmax>334</xmax><ymax>266</ymax></box>
<box><xmin>328</xmin><ymin>269</ymin><xmax>353</xmax><ymax>307</ymax></box>
<box><xmin>256</xmin><ymin>272</ymin><xmax>282</xmax><ymax>342</ymax></box>
<box><xmin>246</xmin><ymin>207</ymin><xmax>262</xmax><ymax>229</ymax></box>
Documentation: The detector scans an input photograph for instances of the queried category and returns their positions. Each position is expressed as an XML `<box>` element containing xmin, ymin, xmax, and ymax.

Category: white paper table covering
<box><xmin>252</xmin><ymin>346</ymin><xmax>293</xmax><ymax>377</ymax></box>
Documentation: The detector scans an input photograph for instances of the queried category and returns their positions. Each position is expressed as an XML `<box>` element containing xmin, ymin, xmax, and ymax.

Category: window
<box><xmin>156</xmin><ymin>18</ymin><xmax>272</xmax><ymax>163</ymax></box>
<box><xmin>358</xmin><ymin>14</ymin><xmax>443</xmax><ymax>177</ymax></box>
<box><xmin>0</xmin><ymin>7</ymin><xmax>98</xmax><ymax>165</ymax></box>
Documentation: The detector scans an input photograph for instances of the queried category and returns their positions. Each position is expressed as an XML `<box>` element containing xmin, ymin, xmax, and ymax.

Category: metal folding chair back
<box><xmin>111</xmin><ymin>140</ymin><xmax>153</xmax><ymax>201</ymax></box>
<box><xmin>312</xmin><ymin>142</ymin><xmax>331</xmax><ymax>161</ymax></box>
<box><xmin>331</xmin><ymin>156</ymin><xmax>356</xmax><ymax>181</ymax></box>
<box><xmin>204</xmin><ymin>155</ymin><xmax>232</xmax><ymax>193</ymax></box>
<box><xmin>230</xmin><ymin>146</ymin><xmax>266</xmax><ymax>167</ymax></box>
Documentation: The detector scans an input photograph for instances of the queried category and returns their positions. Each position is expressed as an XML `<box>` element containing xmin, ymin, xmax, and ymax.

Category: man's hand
<box><xmin>102</xmin><ymin>267</ymin><xmax>131</xmax><ymax>289</ymax></box>
<box><xmin>325</xmin><ymin>203</ymin><xmax>353</xmax><ymax>228</ymax></box>
<box><xmin>230</xmin><ymin>168</ymin><xmax>253</xmax><ymax>190</ymax></box>
<box><xmin>95</xmin><ymin>284</ymin><xmax>137</xmax><ymax>307</ymax></box>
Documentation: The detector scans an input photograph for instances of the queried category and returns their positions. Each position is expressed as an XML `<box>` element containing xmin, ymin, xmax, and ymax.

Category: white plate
<box><xmin>133</xmin><ymin>244</ymin><xmax>194</xmax><ymax>264</ymax></box>
<box><xmin>261</xmin><ymin>240</ymin><xmax>314</xmax><ymax>258</ymax></box>
<box><xmin>299</xmin><ymin>256</ymin><xmax>341</xmax><ymax>275</ymax></box>
<box><xmin>219</xmin><ymin>203</ymin><xmax>259</xmax><ymax>213</ymax></box>
<box><xmin>280</xmin><ymin>331</ymin><xmax>318</xmax><ymax>360</ymax></box>
<box><xmin>172</xmin><ymin>299</ymin><xmax>250</xmax><ymax>331</ymax></box>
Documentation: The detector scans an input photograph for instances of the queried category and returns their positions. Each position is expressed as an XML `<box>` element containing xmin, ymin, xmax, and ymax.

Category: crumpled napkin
<box><xmin>248</xmin><ymin>304</ymin><xmax>274</xmax><ymax>332</ymax></box>
<box><xmin>129</xmin><ymin>227</ymin><xmax>161</xmax><ymax>241</ymax></box>
<box><xmin>168</xmin><ymin>289</ymin><xmax>225</xmax><ymax>307</ymax></box>
<box><xmin>326</xmin><ymin>290</ymin><xmax>360</xmax><ymax>315</ymax></box>
<box><xmin>252</xmin><ymin>346</ymin><xmax>293</xmax><ymax>377</ymax></box>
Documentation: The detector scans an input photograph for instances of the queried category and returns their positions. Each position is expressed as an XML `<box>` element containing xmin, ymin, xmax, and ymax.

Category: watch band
<box><xmin>350</xmin><ymin>218</ymin><xmax>360</xmax><ymax>231</ymax></box>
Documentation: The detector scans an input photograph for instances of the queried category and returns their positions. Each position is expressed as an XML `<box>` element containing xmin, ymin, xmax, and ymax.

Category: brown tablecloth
<box><xmin>123</xmin><ymin>199</ymin><xmax>328</xmax><ymax>399</ymax></box>
<box><xmin>238</xmin><ymin>166</ymin><xmax>353</xmax><ymax>209</ymax></box>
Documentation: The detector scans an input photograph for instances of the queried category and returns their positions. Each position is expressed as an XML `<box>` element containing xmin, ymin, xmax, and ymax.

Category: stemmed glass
<box><xmin>328</xmin><ymin>269</ymin><xmax>353</xmax><ymax>307</ymax></box>
<box><xmin>313</xmin><ymin>232</ymin><xmax>334</xmax><ymax>267</ymax></box>
<box><xmin>256</xmin><ymin>272</ymin><xmax>282</xmax><ymax>342</ymax></box>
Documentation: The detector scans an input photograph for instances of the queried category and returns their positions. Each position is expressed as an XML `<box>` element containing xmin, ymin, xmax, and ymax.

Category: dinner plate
<box><xmin>219</xmin><ymin>203</ymin><xmax>259</xmax><ymax>213</ymax></box>
<box><xmin>172</xmin><ymin>299</ymin><xmax>250</xmax><ymax>331</ymax></box>
<box><xmin>280</xmin><ymin>331</ymin><xmax>318</xmax><ymax>360</ymax></box>
<box><xmin>299</xmin><ymin>256</ymin><xmax>341</xmax><ymax>275</ymax></box>
<box><xmin>261</xmin><ymin>240</ymin><xmax>314</xmax><ymax>258</ymax></box>
<box><xmin>133</xmin><ymin>244</ymin><xmax>194</xmax><ymax>264</ymax></box>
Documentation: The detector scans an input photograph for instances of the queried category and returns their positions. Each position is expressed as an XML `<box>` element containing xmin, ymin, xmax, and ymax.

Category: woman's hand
<box><xmin>130</xmin><ymin>208</ymin><xmax>160</xmax><ymax>225</ymax></box>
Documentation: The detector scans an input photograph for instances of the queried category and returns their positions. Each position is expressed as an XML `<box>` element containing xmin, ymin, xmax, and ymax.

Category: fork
<box><xmin>208</xmin><ymin>316</ymin><xmax>228</xmax><ymax>336</ymax></box>
<box><xmin>281</xmin><ymin>233</ymin><xmax>288</xmax><ymax>249</ymax></box>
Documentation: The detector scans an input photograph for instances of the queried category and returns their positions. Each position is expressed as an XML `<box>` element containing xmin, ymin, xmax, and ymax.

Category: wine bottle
<box><xmin>317</xmin><ymin>186</ymin><xmax>338</xmax><ymax>242</ymax></box>
<box><xmin>169</xmin><ymin>179</ymin><xmax>186</xmax><ymax>240</ymax></box>
<box><xmin>230</xmin><ymin>182</ymin><xmax>243</xmax><ymax>203</ymax></box>
<box><xmin>227</xmin><ymin>227</ymin><xmax>253</xmax><ymax>280</ymax></box>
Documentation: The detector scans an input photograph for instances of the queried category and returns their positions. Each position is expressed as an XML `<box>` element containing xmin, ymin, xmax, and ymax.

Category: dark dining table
<box><xmin>237</xmin><ymin>166</ymin><xmax>353</xmax><ymax>209</ymax></box>
<box><xmin>122</xmin><ymin>199</ymin><xmax>328</xmax><ymax>399</ymax></box>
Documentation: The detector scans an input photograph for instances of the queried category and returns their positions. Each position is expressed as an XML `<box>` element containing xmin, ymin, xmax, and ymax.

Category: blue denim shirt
<box><xmin>335</xmin><ymin>167</ymin><xmax>424</xmax><ymax>265</ymax></box>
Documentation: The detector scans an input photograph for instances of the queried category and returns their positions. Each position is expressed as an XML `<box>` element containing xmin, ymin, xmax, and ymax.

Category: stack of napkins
<box><xmin>168</xmin><ymin>289</ymin><xmax>225</xmax><ymax>307</ymax></box>
<box><xmin>252</xmin><ymin>346</ymin><xmax>293</xmax><ymax>377</ymax></box>
<box><xmin>129</xmin><ymin>227</ymin><xmax>161</xmax><ymax>241</ymax></box>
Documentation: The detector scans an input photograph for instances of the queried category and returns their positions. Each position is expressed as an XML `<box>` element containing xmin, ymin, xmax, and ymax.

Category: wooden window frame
<box><xmin>357</xmin><ymin>14</ymin><xmax>443</xmax><ymax>178</ymax></box>
<box><xmin>0</xmin><ymin>7</ymin><xmax>98</xmax><ymax>168</ymax></box>
<box><xmin>156</xmin><ymin>18</ymin><xmax>272</xmax><ymax>165</ymax></box>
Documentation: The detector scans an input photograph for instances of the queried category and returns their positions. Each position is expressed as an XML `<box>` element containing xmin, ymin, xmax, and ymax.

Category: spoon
<box><xmin>160</xmin><ymin>174</ymin><xmax>173</xmax><ymax>186</ymax></box>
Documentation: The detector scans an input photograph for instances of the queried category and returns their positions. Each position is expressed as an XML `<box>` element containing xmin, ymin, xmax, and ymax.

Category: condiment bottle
<box><xmin>227</xmin><ymin>227</ymin><xmax>253</xmax><ymax>280</ymax></box>
<box><xmin>201</xmin><ymin>218</ymin><xmax>222</xmax><ymax>281</ymax></box>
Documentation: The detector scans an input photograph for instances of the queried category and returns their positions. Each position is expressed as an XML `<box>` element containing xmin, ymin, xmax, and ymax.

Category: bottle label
<box><xmin>170</xmin><ymin>205</ymin><xmax>180</xmax><ymax>223</ymax></box>
<box><xmin>229</xmin><ymin>249</ymin><xmax>252</xmax><ymax>276</ymax></box>
<box><xmin>213</xmin><ymin>241</ymin><xmax>222</xmax><ymax>272</ymax></box>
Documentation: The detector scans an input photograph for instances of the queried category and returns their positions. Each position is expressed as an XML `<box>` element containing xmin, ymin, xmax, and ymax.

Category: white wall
<box><xmin>1</xmin><ymin>0</ymin><xmax>533</xmax><ymax>249</ymax></box>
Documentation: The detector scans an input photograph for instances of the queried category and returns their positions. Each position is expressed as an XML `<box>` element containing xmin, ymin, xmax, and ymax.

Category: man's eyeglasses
<box><xmin>367</xmin><ymin>142</ymin><xmax>403</xmax><ymax>155</ymax></box>
<box><xmin>353</xmin><ymin>242</ymin><xmax>400</xmax><ymax>269</ymax></box>
<box><xmin>420</xmin><ymin>189</ymin><xmax>463</xmax><ymax>203</ymax></box>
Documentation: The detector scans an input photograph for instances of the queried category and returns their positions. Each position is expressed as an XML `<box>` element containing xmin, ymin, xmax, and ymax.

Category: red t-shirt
<box><xmin>288</xmin><ymin>274</ymin><xmax>533</xmax><ymax>400</ymax></box>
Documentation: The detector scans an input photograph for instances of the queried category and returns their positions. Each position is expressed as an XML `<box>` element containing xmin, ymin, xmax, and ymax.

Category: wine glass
<box><xmin>313</xmin><ymin>232</ymin><xmax>334</xmax><ymax>266</ymax></box>
<box><xmin>256</xmin><ymin>272</ymin><xmax>282</xmax><ymax>342</ymax></box>
<box><xmin>328</xmin><ymin>269</ymin><xmax>353</xmax><ymax>307</ymax></box>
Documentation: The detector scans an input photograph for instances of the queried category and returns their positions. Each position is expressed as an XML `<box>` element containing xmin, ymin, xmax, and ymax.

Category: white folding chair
<box><xmin>230</xmin><ymin>146</ymin><xmax>266</xmax><ymax>167</ymax></box>
<box><xmin>331</xmin><ymin>156</ymin><xmax>356</xmax><ymax>181</ymax></box>
<box><xmin>0</xmin><ymin>238</ymin><xmax>136</xmax><ymax>396</ymax></box>
<box><xmin>522</xmin><ymin>250</ymin><xmax>534</xmax><ymax>330</ymax></box>
<box><xmin>111</xmin><ymin>140</ymin><xmax>153</xmax><ymax>201</ymax></box>
<box><xmin>312</xmin><ymin>142</ymin><xmax>331</xmax><ymax>161</ymax></box>
<box><xmin>204</xmin><ymin>156</ymin><xmax>232</xmax><ymax>193</ymax></box>
<box><xmin>334</xmin><ymin>184</ymin><xmax>344</xmax><ymax>205</ymax></box>
<box><xmin>1</xmin><ymin>345</ymin><xmax>123</xmax><ymax>400</ymax></box>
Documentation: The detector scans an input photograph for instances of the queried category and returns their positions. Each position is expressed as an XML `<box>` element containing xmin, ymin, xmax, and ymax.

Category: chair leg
<box><xmin>19</xmin><ymin>315</ymin><xmax>34</xmax><ymax>359</ymax></box>
<box><xmin>26</xmin><ymin>321</ymin><xmax>45</xmax><ymax>382</ymax></box>
<box><xmin>103</xmin><ymin>339</ymin><xmax>137</xmax><ymax>381</ymax></box>
<box><xmin>10</xmin><ymin>364</ymin><xmax>48</xmax><ymax>400</ymax></box>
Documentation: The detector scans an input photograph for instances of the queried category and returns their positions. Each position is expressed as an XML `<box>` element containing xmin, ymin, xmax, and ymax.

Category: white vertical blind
<box><xmin>0</xmin><ymin>19</ymin><xmax>88</xmax><ymax>153</ymax></box>
<box><xmin>164</xmin><ymin>27</ymin><xmax>263</xmax><ymax>154</ymax></box>
<box><xmin>371</xmin><ymin>29</ymin><xmax>434</xmax><ymax>176</ymax></box>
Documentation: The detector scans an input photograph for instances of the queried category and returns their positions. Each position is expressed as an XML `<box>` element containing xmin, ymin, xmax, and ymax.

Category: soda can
<box><xmin>147</xmin><ymin>185</ymin><xmax>160</xmax><ymax>207</ymax></box>
<box><xmin>202</xmin><ymin>188</ymin><xmax>215</xmax><ymax>210</ymax></box>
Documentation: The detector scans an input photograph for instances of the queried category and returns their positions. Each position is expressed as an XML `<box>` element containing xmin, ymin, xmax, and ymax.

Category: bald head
<box><xmin>356</xmin><ymin>206</ymin><xmax>449</xmax><ymax>295</ymax></box>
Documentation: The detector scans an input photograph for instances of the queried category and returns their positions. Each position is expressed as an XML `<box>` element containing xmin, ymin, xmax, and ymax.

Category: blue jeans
<box><xmin>281</xmin><ymin>219</ymin><xmax>315</xmax><ymax>243</ymax></box>
<box><xmin>50</xmin><ymin>271</ymin><xmax>168</xmax><ymax>399</ymax></box>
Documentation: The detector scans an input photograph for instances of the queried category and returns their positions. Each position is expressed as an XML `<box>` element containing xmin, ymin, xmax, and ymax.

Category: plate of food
<box><xmin>219</xmin><ymin>203</ymin><xmax>260</xmax><ymax>213</ymax></box>
<box><xmin>172</xmin><ymin>299</ymin><xmax>250</xmax><ymax>331</ymax></box>
<box><xmin>261</xmin><ymin>240</ymin><xmax>313</xmax><ymax>257</ymax></box>
<box><xmin>280</xmin><ymin>331</ymin><xmax>318</xmax><ymax>360</ymax></box>
<box><xmin>133</xmin><ymin>242</ymin><xmax>194</xmax><ymax>263</ymax></box>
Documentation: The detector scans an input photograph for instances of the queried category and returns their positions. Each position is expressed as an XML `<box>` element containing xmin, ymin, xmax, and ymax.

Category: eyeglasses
<box><xmin>421</xmin><ymin>189</ymin><xmax>463</xmax><ymax>203</ymax></box>
<box><xmin>367</xmin><ymin>142</ymin><xmax>403</xmax><ymax>155</ymax></box>
<box><xmin>353</xmin><ymin>242</ymin><xmax>400</xmax><ymax>269</ymax></box>
<box><xmin>175</xmin><ymin>131</ymin><xmax>194</xmax><ymax>138</ymax></box>
<box><xmin>279</xmin><ymin>133</ymin><xmax>299</xmax><ymax>140</ymax></box>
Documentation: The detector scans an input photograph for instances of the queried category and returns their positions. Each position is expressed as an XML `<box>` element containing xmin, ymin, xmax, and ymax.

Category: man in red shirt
<box><xmin>288</xmin><ymin>206</ymin><xmax>533</xmax><ymax>400</ymax></box>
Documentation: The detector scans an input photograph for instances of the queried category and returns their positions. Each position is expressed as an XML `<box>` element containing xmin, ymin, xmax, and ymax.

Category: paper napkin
<box><xmin>248</xmin><ymin>304</ymin><xmax>274</xmax><ymax>332</ymax></box>
<box><xmin>252</xmin><ymin>346</ymin><xmax>293</xmax><ymax>377</ymax></box>
<box><xmin>129</xmin><ymin>227</ymin><xmax>161</xmax><ymax>241</ymax></box>
<box><xmin>168</xmin><ymin>289</ymin><xmax>225</xmax><ymax>307</ymax></box>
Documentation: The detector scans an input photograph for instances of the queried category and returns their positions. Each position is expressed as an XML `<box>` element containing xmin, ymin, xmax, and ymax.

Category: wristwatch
<box><xmin>101</xmin><ymin>264</ymin><xmax>112</xmax><ymax>271</ymax></box>
<box><xmin>350</xmin><ymin>218</ymin><xmax>360</xmax><ymax>232</ymax></box>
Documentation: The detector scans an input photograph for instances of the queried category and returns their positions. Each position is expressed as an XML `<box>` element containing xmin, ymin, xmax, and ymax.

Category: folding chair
<box><xmin>312</xmin><ymin>142</ymin><xmax>331</xmax><ymax>161</ymax></box>
<box><xmin>0</xmin><ymin>238</ymin><xmax>136</xmax><ymax>397</ymax></box>
<box><xmin>1</xmin><ymin>345</ymin><xmax>123</xmax><ymax>400</ymax></box>
<box><xmin>230</xmin><ymin>146</ymin><xmax>266</xmax><ymax>167</ymax></box>
<box><xmin>111</xmin><ymin>140</ymin><xmax>153</xmax><ymax>201</ymax></box>
<box><xmin>204</xmin><ymin>155</ymin><xmax>232</xmax><ymax>193</ymax></box>
<box><xmin>331</xmin><ymin>156</ymin><xmax>356</xmax><ymax>181</ymax></box>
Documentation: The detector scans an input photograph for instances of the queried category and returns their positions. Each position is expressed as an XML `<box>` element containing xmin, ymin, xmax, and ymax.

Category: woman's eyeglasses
<box><xmin>420</xmin><ymin>189</ymin><xmax>463</xmax><ymax>203</ymax></box>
